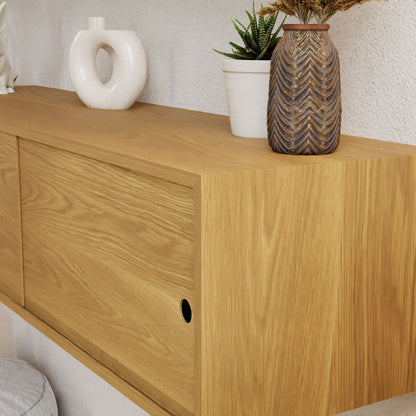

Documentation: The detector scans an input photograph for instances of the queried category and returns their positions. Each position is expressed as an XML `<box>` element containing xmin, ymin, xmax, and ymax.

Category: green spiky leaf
<box><xmin>229</xmin><ymin>41</ymin><xmax>256</xmax><ymax>56</ymax></box>
<box><xmin>256</xmin><ymin>40</ymin><xmax>271</xmax><ymax>60</ymax></box>
<box><xmin>272</xmin><ymin>14</ymin><xmax>287</xmax><ymax>41</ymax></box>
<box><xmin>232</xmin><ymin>19</ymin><xmax>248</xmax><ymax>43</ymax></box>
<box><xmin>234</xmin><ymin>19</ymin><xmax>248</xmax><ymax>31</ymax></box>
<box><xmin>258</xmin><ymin>14</ymin><xmax>266</xmax><ymax>48</ymax></box>
<box><xmin>263</xmin><ymin>12</ymin><xmax>278</xmax><ymax>49</ymax></box>
<box><xmin>246</xmin><ymin>10</ymin><xmax>258</xmax><ymax>43</ymax></box>
<box><xmin>214</xmin><ymin>3</ymin><xmax>285</xmax><ymax>60</ymax></box>
<box><xmin>270</xmin><ymin>36</ymin><xmax>282</xmax><ymax>49</ymax></box>
<box><xmin>244</xmin><ymin>27</ymin><xmax>260</xmax><ymax>52</ymax></box>
<box><xmin>212</xmin><ymin>49</ymin><xmax>241</xmax><ymax>59</ymax></box>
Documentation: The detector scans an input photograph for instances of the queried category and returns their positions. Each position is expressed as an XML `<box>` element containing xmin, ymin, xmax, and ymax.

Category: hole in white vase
<box><xmin>95</xmin><ymin>47</ymin><xmax>114</xmax><ymax>85</ymax></box>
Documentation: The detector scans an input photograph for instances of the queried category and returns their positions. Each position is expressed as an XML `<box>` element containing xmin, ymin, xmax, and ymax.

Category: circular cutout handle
<box><xmin>181</xmin><ymin>299</ymin><xmax>192</xmax><ymax>323</ymax></box>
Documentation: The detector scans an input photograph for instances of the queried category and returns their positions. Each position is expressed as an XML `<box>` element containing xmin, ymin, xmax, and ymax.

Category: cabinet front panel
<box><xmin>0</xmin><ymin>133</ymin><xmax>22</xmax><ymax>304</ymax></box>
<box><xmin>20</xmin><ymin>140</ymin><xmax>195</xmax><ymax>416</ymax></box>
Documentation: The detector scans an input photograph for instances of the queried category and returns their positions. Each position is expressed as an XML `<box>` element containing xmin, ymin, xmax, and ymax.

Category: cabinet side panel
<box><xmin>328</xmin><ymin>156</ymin><xmax>416</xmax><ymax>414</ymax></box>
<box><xmin>0</xmin><ymin>133</ymin><xmax>23</xmax><ymax>304</ymax></box>
<box><xmin>200</xmin><ymin>165</ymin><xmax>344</xmax><ymax>416</ymax></box>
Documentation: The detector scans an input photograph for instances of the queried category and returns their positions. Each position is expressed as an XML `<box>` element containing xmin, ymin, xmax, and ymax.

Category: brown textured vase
<box><xmin>268</xmin><ymin>24</ymin><xmax>341</xmax><ymax>155</ymax></box>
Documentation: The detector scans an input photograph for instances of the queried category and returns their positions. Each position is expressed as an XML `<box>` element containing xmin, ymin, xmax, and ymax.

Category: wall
<box><xmin>1</xmin><ymin>1</ymin><xmax>416</xmax><ymax>415</ymax></box>
<box><xmin>3</xmin><ymin>0</ymin><xmax>416</xmax><ymax>144</ymax></box>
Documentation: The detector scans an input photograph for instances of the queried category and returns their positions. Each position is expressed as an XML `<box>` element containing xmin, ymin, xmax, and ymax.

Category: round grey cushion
<box><xmin>0</xmin><ymin>355</ymin><xmax>58</xmax><ymax>416</ymax></box>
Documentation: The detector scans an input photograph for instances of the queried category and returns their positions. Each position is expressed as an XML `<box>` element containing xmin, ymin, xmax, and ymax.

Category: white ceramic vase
<box><xmin>69</xmin><ymin>17</ymin><xmax>147</xmax><ymax>110</ymax></box>
<box><xmin>0</xmin><ymin>1</ymin><xmax>15</xmax><ymax>94</ymax></box>
<box><xmin>222</xmin><ymin>59</ymin><xmax>270</xmax><ymax>139</ymax></box>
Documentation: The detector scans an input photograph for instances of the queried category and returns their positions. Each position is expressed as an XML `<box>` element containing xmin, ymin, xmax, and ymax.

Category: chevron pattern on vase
<box><xmin>268</xmin><ymin>27</ymin><xmax>342</xmax><ymax>155</ymax></box>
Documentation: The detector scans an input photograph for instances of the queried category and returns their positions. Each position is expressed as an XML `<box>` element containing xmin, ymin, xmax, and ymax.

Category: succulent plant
<box><xmin>214</xmin><ymin>2</ymin><xmax>286</xmax><ymax>60</ymax></box>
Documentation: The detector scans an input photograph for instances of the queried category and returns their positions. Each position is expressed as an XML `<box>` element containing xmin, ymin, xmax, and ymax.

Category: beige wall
<box><xmin>4</xmin><ymin>0</ymin><xmax>416</xmax><ymax>144</ymax></box>
<box><xmin>1</xmin><ymin>1</ymin><xmax>416</xmax><ymax>415</ymax></box>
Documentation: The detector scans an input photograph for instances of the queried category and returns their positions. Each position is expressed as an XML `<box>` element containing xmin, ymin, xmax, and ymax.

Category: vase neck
<box><xmin>280</xmin><ymin>27</ymin><xmax>333</xmax><ymax>46</ymax></box>
<box><xmin>283</xmin><ymin>24</ymin><xmax>330</xmax><ymax>32</ymax></box>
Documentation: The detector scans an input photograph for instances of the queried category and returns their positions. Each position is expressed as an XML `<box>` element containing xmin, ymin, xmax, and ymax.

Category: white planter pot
<box><xmin>222</xmin><ymin>59</ymin><xmax>270</xmax><ymax>139</ymax></box>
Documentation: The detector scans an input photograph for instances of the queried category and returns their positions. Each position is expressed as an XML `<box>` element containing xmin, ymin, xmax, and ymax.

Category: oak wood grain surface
<box><xmin>200</xmin><ymin>164</ymin><xmax>344</xmax><ymax>416</ymax></box>
<box><xmin>0</xmin><ymin>291</ymin><xmax>173</xmax><ymax>416</ymax></box>
<box><xmin>0</xmin><ymin>86</ymin><xmax>415</xmax><ymax>185</ymax></box>
<box><xmin>0</xmin><ymin>132</ymin><xmax>23</xmax><ymax>304</ymax></box>
<box><xmin>200</xmin><ymin>155</ymin><xmax>416</xmax><ymax>416</ymax></box>
<box><xmin>19</xmin><ymin>140</ymin><xmax>195</xmax><ymax>416</ymax></box>
<box><xmin>328</xmin><ymin>156</ymin><xmax>416</xmax><ymax>414</ymax></box>
<box><xmin>0</xmin><ymin>86</ymin><xmax>416</xmax><ymax>416</ymax></box>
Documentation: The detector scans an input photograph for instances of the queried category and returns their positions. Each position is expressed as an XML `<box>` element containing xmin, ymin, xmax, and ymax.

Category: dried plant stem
<box><xmin>259</xmin><ymin>0</ymin><xmax>387</xmax><ymax>23</ymax></box>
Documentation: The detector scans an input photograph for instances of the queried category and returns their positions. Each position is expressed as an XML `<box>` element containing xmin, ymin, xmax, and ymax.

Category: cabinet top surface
<box><xmin>1</xmin><ymin>86</ymin><xmax>415</xmax><ymax>183</ymax></box>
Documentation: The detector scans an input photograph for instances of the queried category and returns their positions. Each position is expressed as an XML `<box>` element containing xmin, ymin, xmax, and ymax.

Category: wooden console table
<box><xmin>1</xmin><ymin>86</ymin><xmax>416</xmax><ymax>416</ymax></box>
